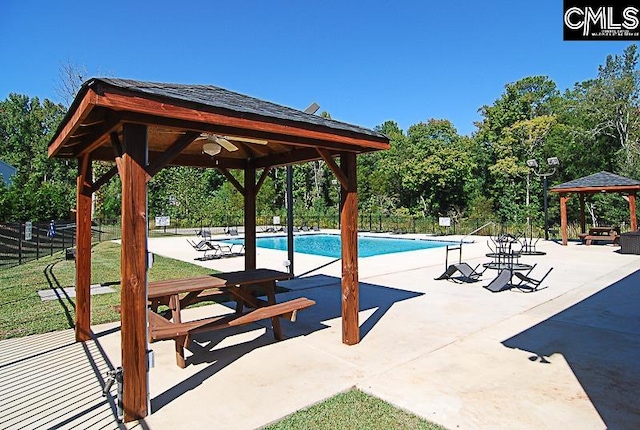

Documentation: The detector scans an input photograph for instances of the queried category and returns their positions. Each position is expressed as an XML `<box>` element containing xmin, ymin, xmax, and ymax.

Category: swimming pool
<box><xmin>224</xmin><ymin>234</ymin><xmax>453</xmax><ymax>258</ymax></box>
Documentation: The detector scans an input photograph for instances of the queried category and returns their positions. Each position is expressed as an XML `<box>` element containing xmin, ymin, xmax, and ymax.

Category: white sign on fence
<box><xmin>155</xmin><ymin>216</ymin><xmax>170</xmax><ymax>227</ymax></box>
<box><xmin>438</xmin><ymin>217</ymin><xmax>451</xmax><ymax>227</ymax></box>
<box><xmin>25</xmin><ymin>221</ymin><xmax>32</xmax><ymax>241</ymax></box>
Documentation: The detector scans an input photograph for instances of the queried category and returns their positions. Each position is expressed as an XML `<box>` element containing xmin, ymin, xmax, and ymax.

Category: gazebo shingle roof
<box><xmin>80</xmin><ymin>78</ymin><xmax>386</xmax><ymax>139</ymax></box>
<box><xmin>552</xmin><ymin>171</ymin><xmax>640</xmax><ymax>191</ymax></box>
<box><xmin>49</xmin><ymin>78</ymin><xmax>390</xmax><ymax>166</ymax></box>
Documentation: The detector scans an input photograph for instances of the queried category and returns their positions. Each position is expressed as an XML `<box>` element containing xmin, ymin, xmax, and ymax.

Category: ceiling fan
<box><xmin>195</xmin><ymin>133</ymin><xmax>268</xmax><ymax>154</ymax></box>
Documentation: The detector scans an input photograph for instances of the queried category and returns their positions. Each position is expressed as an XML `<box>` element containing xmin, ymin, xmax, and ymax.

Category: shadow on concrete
<box><xmin>151</xmin><ymin>275</ymin><xmax>422</xmax><ymax>412</ymax></box>
<box><xmin>502</xmin><ymin>269</ymin><xmax>640</xmax><ymax>429</ymax></box>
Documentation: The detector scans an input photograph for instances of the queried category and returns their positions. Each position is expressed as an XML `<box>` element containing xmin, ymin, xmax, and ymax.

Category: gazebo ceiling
<box><xmin>48</xmin><ymin>78</ymin><xmax>389</xmax><ymax>168</ymax></box>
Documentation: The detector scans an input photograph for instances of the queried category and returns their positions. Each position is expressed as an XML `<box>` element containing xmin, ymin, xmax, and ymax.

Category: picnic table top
<box><xmin>148</xmin><ymin>268</ymin><xmax>292</xmax><ymax>299</ymax></box>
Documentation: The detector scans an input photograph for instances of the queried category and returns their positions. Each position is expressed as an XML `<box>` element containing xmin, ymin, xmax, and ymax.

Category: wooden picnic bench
<box><xmin>147</xmin><ymin>268</ymin><xmax>315</xmax><ymax>367</ymax></box>
<box><xmin>578</xmin><ymin>226</ymin><xmax>620</xmax><ymax>246</ymax></box>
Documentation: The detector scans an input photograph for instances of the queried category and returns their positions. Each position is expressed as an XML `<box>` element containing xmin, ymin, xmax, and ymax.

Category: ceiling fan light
<box><xmin>202</xmin><ymin>142</ymin><xmax>221</xmax><ymax>156</ymax></box>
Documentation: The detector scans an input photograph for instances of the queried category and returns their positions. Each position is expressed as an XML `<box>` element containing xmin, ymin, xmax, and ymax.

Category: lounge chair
<box><xmin>484</xmin><ymin>269</ymin><xmax>512</xmax><ymax>293</ymax></box>
<box><xmin>195</xmin><ymin>229</ymin><xmax>212</xmax><ymax>239</ymax></box>
<box><xmin>226</xmin><ymin>227</ymin><xmax>239</xmax><ymax>236</ymax></box>
<box><xmin>187</xmin><ymin>238</ymin><xmax>210</xmax><ymax>251</ymax></box>
<box><xmin>435</xmin><ymin>263</ymin><xmax>483</xmax><ymax>283</ymax></box>
<box><xmin>312</xmin><ymin>225</ymin><xmax>320</xmax><ymax>232</ymax></box>
<box><xmin>512</xmin><ymin>267</ymin><xmax>553</xmax><ymax>292</ymax></box>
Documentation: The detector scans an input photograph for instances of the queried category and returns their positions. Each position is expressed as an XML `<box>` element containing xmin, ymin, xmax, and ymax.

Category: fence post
<box><xmin>18</xmin><ymin>223</ymin><xmax>23</xmax><ymax>265</ymax></box>
<box><xmin>36</xmin><ymin>222</ymin><xmax>40</xmax><ymax>259</ymax></box>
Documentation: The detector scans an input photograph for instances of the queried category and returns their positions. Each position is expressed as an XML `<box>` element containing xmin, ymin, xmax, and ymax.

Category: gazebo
<box><xmin>550</xmin><ymin>171</ymin><xmax>640</xmax><ymax>245</ymax></box>
<box><xmin>47</xmin><ymin>78</ymin><xmax>390</xmax><ymax>421</ymax></box>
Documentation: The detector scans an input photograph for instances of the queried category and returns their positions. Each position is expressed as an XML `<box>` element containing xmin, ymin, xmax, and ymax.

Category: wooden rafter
<box><xmin>256</xmin><ymin>167</ymin><xmax>272</xmax><ymax>193</ymax></box>
<box><xmin>146</xmin><ymin>131</ymin><xmax>200</xmax><ymax>179</ymax></box>
<box><xmin>48</xmin><ymin>89</ymin><xmax>97</xmax><ymax>157</ymax></box>
<box><xmin>218</xmin><ymin>167</ymin><xmax>245</xmax><ymax>196</ymax></box>
<box><xmin>90</xmin><ymin>166</ymin><xmax>118</xmax><ymax>194</ymax></box>
<box><xmin>318</xmin><ymin>148</ymin><xmax>348</xmax><ymax>189</ymax></box>
<box><xmin>73</xmin><ymin>116</ymin><xmax>121</xmax><ymax>157</ymax></box>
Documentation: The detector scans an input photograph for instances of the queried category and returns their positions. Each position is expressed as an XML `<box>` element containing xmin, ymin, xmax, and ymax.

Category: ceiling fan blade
<box><xmin>223</xmin><ymin>136</ymin><xmax>268</xmax><ymax>145</ymax></box>
<box><xmin>215</xmin><ymin>137</ymin><xmax>239</xmax><ymax>152</ymax></box>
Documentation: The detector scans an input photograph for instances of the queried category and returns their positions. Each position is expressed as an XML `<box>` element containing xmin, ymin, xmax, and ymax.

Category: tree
<box><xmin>0</xmin><ymin>94</ymin><xmax>72</xmax><ymax>221</ymax></box>
<box><xmin>567</xmin><ymin>44</ymin><xmax>640</xmax><ymax>176</ymax></box>
<box><xmin>475</xmin><ymin>76</ymin><xmax>561</xmax><ymax>224</ymax></box>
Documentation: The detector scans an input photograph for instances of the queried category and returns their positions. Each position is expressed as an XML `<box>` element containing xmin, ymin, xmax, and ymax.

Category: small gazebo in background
<box><xmin>550</xmin><ymin>171</ymin><xmax>640</xmax><ymax>245</ymax></box>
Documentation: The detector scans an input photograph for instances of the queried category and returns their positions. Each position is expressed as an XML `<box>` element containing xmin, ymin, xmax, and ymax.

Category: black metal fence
<box><xmin>0</xmin><ymin>220</ymin><xmax>77</xmax><ymax>269</ymax></box>
<box><xmin>1</xmin><ymin>213</ymin><xmax>565</xmax><ymax>270</ymax></box>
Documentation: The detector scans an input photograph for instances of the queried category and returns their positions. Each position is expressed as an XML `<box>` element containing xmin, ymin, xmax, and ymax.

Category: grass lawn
<box><xmin>0</xmin><ymin>241</ymin><xmax>213</xmax><ymax>339</ymax></box>
<box><xmin>263</xmin><ymin>388</ymin><xmax>447</xmax><ymax>430</ymax></box>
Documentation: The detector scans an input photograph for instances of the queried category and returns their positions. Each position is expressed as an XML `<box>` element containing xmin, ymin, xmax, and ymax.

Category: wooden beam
<box><xmin>146</xmin><ymin>131</ymin><xmax>200</xmax><ymax>179</ymax></box>
<box><xmin>119</xmin><ymin>123</ymin><xmax>149</xmax><ymax>421</ymax></box>
<box><xmin>560</xmin><ymin>193</ymin><xmax>569</xmax><ymax>246</ymax></box>
<box><xmin>75</xmin><ymin>154</ymin><xmax>93</xmax><ymax>342</ymax></box>
<box><xmin>340</xmin><ymin>152</ymin><xmax>359</xmax><ymax>345</ymax></box>
<box><xmin>48</xmin><ymin>89</ymin><xmax>97</xmax><ymax>157</ymax></box>
<box><xmin>253</xmin><ymin>147</ymin><xmax>324</xmax><ymax>169</ymax></box>
<box><xmin>73</xmin><ymin>116</ymin><xmax>121</xmax><ymax>158</ymax></box>
<box><xmin>629</xmin><ymin>193</ymin><xmax>637</xmax><ymax>231</ymax></box>
<box><xmin>117</xmin><ymin>111</ymin><xmax>368</xmax><ymax>160</ymax></box>
<box><xmin>245</xmin><ymin>165</ymin><xmax>257</xmax><ymax>271</ymax></box>
<box><xmin>95</xmin><ymin>90</ymin><xmax>390</xmax><ymax>150</ymax></box>
<box><xmin>255</xmin><ymin>167</ymin><xmax>271</xmax><ymax>193</ymax></box>
<box><xmin>90</xmin><ymin>165</ymin><xmax>118</xmax><ymax>194</ymax></box>
<box><xmin>318</xmin><ymin>148</ymin><xmax>348</xmax><ymax>189</ymax></box>
<box><xmin>218</xmin><ymin>167</ymin><xmax>245</xmax><ymax>196</ymax></box>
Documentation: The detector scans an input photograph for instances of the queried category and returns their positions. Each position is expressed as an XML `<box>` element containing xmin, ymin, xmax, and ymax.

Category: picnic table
<box><xmin>147</xmin><ymin>268</ymin><xmax>315</xmax><ymax>367</ymax></box>
<box><xmin>578</xmin><ymin>226</ymin><xmax>619</xmax><ymax>245</ymax></box>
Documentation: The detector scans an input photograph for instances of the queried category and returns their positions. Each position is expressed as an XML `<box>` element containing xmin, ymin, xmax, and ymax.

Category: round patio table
<box><xmin>519</xmin><ymin>250</ymin><xmax>546</xmax><ymax>256</ymax></box>
<box><xmin>482</xmin><ymin>262</ymin><xmax>533</xmax><ymax>271</ymax></box>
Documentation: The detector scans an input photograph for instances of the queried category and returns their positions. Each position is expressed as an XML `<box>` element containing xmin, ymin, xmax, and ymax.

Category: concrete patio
<box><xmin>1</xmin><ymin>233</ymin><xmax>638</xmax><ymax>429</ymax></box>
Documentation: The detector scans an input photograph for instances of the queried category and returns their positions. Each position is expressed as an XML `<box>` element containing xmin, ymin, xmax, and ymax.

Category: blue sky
<box><xmin>0</xmin><ymin>1</ymin><xmax>635</xmax><ymax>136</ymax></box>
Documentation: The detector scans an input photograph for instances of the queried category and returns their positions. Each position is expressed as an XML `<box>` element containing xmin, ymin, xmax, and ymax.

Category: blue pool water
<box><xmin>224</xmin><ymin>234</ymin><xmax>452</xmax><ymax>258</ymax></box>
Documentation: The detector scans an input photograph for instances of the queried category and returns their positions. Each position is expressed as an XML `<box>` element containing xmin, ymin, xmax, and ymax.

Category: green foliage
<box><xmin>0</xmin><ymin>94</ymin><xmax>73</xmax><ymax>221</ymax></box>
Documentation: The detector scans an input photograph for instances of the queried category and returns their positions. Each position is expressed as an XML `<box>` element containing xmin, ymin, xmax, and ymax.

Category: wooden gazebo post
<box><xmin>119</xmin><ymin>123</ymin><xmax>149</xmax><ymax>421</ymax></box>
<box><xmin>579</xmin><ymin>193</ymin><xmax>586</xmax><ymax>234</ymax></box>
<box><xmin>340</xmin><ymin>153</ymin><xmax>359</xmax><ymax>344</ymax></box>
<box><xmin>75</xmin><ymin>154</ymin><xmax>93</xmax><ymax>342</ymax></box>
<box><xmin>629</xmin><ymin>192</ymin><xmax>637</xmax><ymax>231</ymax></box>
<box><xmin>244</xmin><ymin>164</ymin><xmax>257</xmax><ymax>271</ymax></box>
<box><xmin>560</xmin><ymin>193</ymin><xmax>569</xmax><ymax>246</ymax></box>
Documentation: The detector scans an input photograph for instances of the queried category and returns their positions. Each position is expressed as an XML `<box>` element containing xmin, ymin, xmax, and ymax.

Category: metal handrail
<box><xmin>461</xmin><ymin>221</ymin><xmax>495</xmax><ymax>244</ymax></box>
